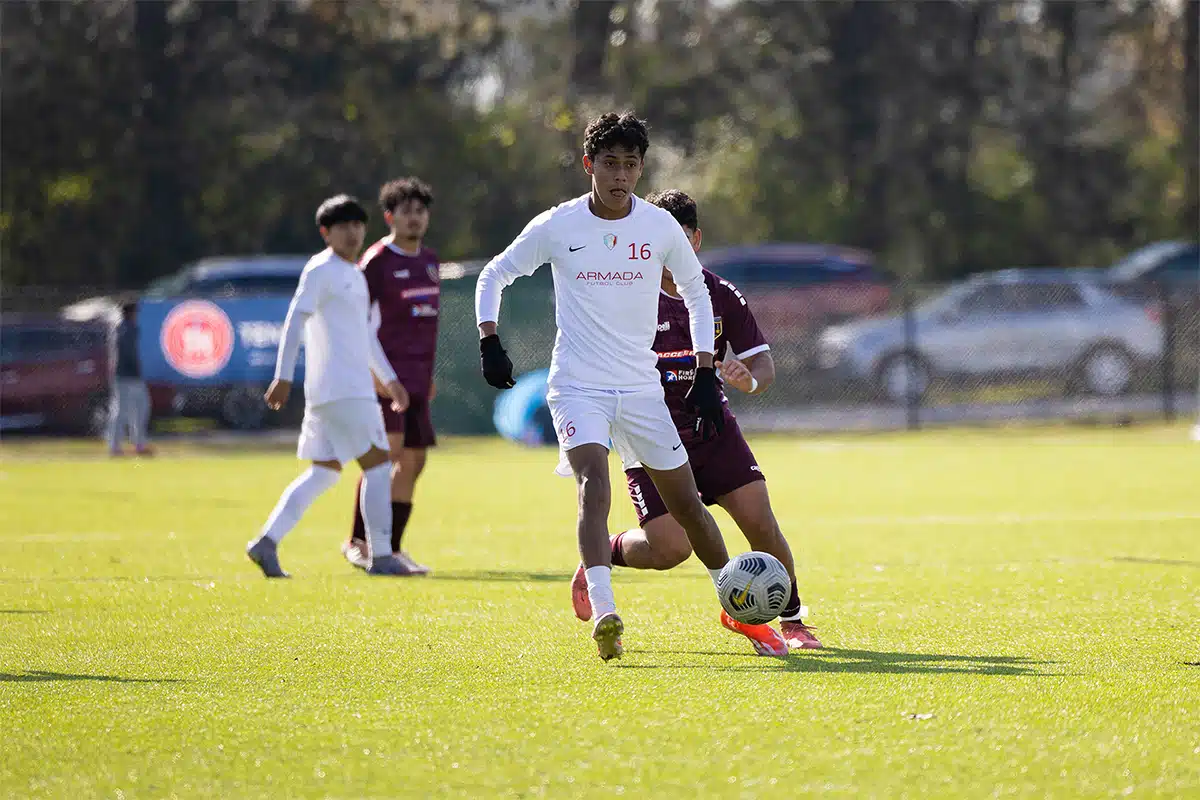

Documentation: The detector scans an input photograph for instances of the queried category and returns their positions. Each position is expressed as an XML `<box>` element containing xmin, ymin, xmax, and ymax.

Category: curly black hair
<box><xmin>645</xmin><ymin>189</ymin><xmax>698</xmax><ymax>231</ymax></box>
<box><xmin>583</xmin><ymin>111</ymin><xmax>650</xmax><ymax>159</ymax></box>
<box><xmin>378</xmin><ymin>176</ymin><xmax>434</xmax><ymax>213</ymax></box>
<box><xmin>315</xmin><ymin>194</ymin><xmax>368</xmax><ymax>228</ymax></box>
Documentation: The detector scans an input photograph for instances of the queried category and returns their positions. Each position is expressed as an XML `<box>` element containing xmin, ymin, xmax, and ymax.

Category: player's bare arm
<box><xmin>716</xmin><ymin>351</ymin><xmax>775</xmax><ymax>395</ymax></box>
<box><xmin>265</xmin><ymin>379</ymin><xmax>291</xmax><ymax>410</ymax></box>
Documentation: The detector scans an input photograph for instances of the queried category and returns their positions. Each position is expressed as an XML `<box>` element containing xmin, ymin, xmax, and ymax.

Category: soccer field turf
<box><xmin>1</xmin><ymin>427</ymin><xmax>1197</xmax><ymax>798</ymax></box>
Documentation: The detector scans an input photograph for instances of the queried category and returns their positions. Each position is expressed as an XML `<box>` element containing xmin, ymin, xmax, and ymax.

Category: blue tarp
<box><xmin>492</xmin><ymin>368</ymin><xmax>554</xmax><ymax>446</ymax></box>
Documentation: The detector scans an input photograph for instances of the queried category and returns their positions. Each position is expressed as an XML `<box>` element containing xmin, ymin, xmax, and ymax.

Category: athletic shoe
<box><xmin>135</xmin><ymin>446</ymin><xmax>155</xmax><ymax>457</ymax></box>
<box><xmin>719</xmin><ymin>610</ymin><xmax>788</xmax><ymax>657</ymax></box>
<box><xmin>109</xmin><ymin>448</ymin><xmax>125</xmax><ymax>458</ymax></box>
<box><xmin>570</xmin><ymin>563</ymin><xmax>592</xmax><ymax>621</ymax></box>
<box><xmin>592</xmin><ymin>612</ymin><xmax>624</xmax><ymax>661</ymax></box>
<box><xmin>396</xmin><ymin>551</ymin><xmax>430</xmax><ymax>575</ymax></box>
<box><xmin>367</xmin><ymin>554</ymin><xmax>416</xmax><ymax>576</ymax></box>
<box><xmin>341</xmin><ymin>539</ymin><xmax>370</xmax><ymax>571</ymax></box>
<box><xmin>246</xmin><ymin>537</ymin><xmax>289</xmax><ymax>579</ymax></box>
<box><xmin>780</xmin><ymin>620</ymin><xmax>823</xmax><ymax>650</ymax></box>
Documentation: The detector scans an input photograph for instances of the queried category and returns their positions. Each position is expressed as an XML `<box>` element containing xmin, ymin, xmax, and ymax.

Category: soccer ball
<box><xmin>717</xmin><ymin>551</ymin><xmax>791</xmax><ymax>625</ymax></box>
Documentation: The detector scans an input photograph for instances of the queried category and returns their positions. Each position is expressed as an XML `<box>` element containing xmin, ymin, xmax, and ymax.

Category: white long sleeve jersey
<box><xmin>275</xmin><ymin>248</ymin><xmax>396</xmax><ymax>407</ymax></box>
<box><xmin>475</xmin><ymin>194</ymin><xmax>715</xmax><ymax>392</ymax></box>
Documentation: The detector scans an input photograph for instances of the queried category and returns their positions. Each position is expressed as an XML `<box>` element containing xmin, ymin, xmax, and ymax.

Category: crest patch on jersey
<box><xmin>714</xmin><ymin>316</ymin><xmax>723</xmax><ymax>339</ymax></box>
<box><xmin>603</xmin><ymin>233</ymin><xmax>618</xmax><ymax>250</ymax></box>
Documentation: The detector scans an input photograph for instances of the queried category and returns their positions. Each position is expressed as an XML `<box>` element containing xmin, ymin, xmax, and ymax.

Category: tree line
<box><xmin>2</xmin><ymin>0</ymin><xmax>1196</xmax><ymax>293</ymax></box>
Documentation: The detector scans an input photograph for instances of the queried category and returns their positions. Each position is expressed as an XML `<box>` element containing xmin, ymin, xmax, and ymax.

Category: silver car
<box><xmin>816</xmin><ymin>269</ymin><xmax>1163</xmax><ymax>403</ymax></box>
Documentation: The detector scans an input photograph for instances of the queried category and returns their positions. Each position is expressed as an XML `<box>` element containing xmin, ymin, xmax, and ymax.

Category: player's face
<box><xmin>386</xmin><ymin>200</ymin><xmax>430</xmax><ymax>242</ymax></box>
<box><xmin>584</xmin><ymin>146</ymin><xmax>643</xmax><ymax>214</ymax></box>
<box><xmin>321</xmin><ymin>220</ymin><xmax>366</xmax><ymax>259</ymax></box>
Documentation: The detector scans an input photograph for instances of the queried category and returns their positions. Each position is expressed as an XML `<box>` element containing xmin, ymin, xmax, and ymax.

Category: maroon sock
<box><xmin>610</xmin><ymin>532</ymin><xmax>628</xmax><ymax>567</ymax></box>
<box><xmin>350</xmin><ymin>475</ymin><xmax>366</xmax><ymax>544</ymax></box>
<box><xmin>391</xmin><ymin>502</ymin><xmax>413</xmax><ymax>553</ymax></box>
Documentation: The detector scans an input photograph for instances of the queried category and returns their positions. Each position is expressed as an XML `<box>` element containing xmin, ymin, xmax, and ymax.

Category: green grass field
<box><xmin>1</xmin><ymin>427</ymin><xmax>1198</xmax><ymax>798</ymax></box>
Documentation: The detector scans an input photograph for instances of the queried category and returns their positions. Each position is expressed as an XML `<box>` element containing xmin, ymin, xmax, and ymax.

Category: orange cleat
<box><xmin>570</xmin><ymin>563</ymin><xmax>592</xmax><ymax>621</ymax></box>
<box><xmin>780</xmin><ymin>620</ymin><xmax>823</xmax><ymax>650</ymax></box>
<box><xmin>720</xmin><ymin>610</ymin><xmax>788</xmax><ymax>657</ymax></box>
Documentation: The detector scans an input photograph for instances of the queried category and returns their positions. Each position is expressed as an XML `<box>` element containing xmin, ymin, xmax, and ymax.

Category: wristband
<box><xmin>748</xmin><ymin>375</ymin><xmax>759</xmax><ymax>394</ymax></box>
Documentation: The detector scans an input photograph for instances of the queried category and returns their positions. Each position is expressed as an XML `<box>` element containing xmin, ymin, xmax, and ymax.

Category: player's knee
<box><xmin>650</xmin><ymin>525</ymin><xmax>692</xmax><ymax>568</ymax></box>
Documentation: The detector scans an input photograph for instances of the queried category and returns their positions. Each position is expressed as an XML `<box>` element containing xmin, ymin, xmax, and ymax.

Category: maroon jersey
<box><xmin>654</xmin><ymin>269</ymin><xmax>769</xmax><ymax>438</ymax></box>
<box><xmin>360</xmin><ymin>239</ymin><xmax>441</xmax><ymax>397</ymax></box>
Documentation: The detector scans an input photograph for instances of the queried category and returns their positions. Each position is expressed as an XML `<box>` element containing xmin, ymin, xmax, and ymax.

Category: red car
<box><xmin>1</xmin><ymin>315</ymin><xmax>111</xmax><ymax>434</ymax></box>
<box><xmin>699</xmin><ymin>244</ymin><xmax>893</xmax><ymax>369</ymax></box>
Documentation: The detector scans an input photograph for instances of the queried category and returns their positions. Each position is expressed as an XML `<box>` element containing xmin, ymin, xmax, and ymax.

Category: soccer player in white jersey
<box><xmin>475</xmin><ymin>112</ymin><xmax>734</xmax><ymax>661</ymax></box>
<box><xmin>246</xmin><ymin>195</ymin><xmax>412</xmax><ymax>578</ymax></box>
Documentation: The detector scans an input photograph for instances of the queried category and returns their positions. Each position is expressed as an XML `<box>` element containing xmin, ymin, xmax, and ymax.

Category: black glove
<box><xmin>480</xmin><ymin>334</ymin><xmax>515</xmax><ymax>389</ymax></box>
<box><xmin>685</xmin><ymin>366</ymin><xmax>725</xmax><ymax>440</ymax></box>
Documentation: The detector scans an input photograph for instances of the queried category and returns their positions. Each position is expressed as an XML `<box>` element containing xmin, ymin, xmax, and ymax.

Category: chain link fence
<box><xmin>4</xmin><ymin>274</ymin><xmax>1197</xmax><ymax>437</ymax></box>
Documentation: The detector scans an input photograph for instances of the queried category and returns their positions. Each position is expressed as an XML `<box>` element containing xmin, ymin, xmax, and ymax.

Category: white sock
<box><xmin>260</xmin><ymin>465</ymin><xmax>339</xmax><ymax>543</ymax></box>
<box><xmin>708</xmin><ymin>568</ymin><xmax>723</xmax><ymax>589</ymax></box>
<box><xmin>360</xmin><ymin>463</ymin><xmax>393</xmax><ymax>559</ymax></box>
<box><xmin>585</xmin><ymin>566</ymin><xmax>617</xmax><ymax>618</ymax></box>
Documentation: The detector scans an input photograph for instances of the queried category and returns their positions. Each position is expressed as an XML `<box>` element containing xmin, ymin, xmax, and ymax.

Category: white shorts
<box><xmin>548</xmin><ymin>385</ymin><xmax>686</xmax><ymax>475</ymax></box>
<box><xmin>297</xmin><ymin>398</ymin><xmax>388</xmax><ymax>464</ymax></box>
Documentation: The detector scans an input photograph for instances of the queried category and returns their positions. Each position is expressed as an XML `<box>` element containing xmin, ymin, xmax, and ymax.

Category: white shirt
<box><xmin>274</xmin><ymin>248</ymin><xmax>396</xmax><ymax>407</ymax></box>
<box><xmin>475</xmin><ymin>194</ymin><xmax>715</xmax><ymax>392</ymax></box>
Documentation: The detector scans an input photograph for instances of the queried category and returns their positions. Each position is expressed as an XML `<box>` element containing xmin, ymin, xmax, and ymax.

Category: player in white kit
<box><xmin>246</xmin><ymin>195</ymin><xmax>412</xmax><ymax>578</ymax></box>
<box><xmin>475</xmin><ymin>112</ymin><xmax>733</xmax><ymax>660</ymax></box>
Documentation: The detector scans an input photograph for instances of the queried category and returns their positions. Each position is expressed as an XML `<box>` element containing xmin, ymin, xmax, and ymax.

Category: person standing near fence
<box><xmin>107</xmin><ymin>300</ymin><xmax>153</xmax><ymax>457</ymax></box>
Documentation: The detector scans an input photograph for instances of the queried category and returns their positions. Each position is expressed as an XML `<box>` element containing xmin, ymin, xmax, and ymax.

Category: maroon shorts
<box><xmin>379</xmin><ymin>393</ymin><xmax>437</xmax><ymax>449</ymax></box>
<box><xmin>624</xmin><ymin>416</ymin><xmax>763</xmax><ymax>526</ymax></box>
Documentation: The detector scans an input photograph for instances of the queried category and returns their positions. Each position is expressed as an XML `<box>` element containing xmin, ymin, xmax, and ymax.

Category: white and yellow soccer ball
<box><xmin>717</xmin><ymin>551</ymin><xmax>791</xmax><ymax>625</ymax></box>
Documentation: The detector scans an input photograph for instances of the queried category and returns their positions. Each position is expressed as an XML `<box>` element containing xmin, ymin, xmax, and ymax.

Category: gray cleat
<box><xmin>247</xmin><ymin>537</ymin><xmax>290</xmax><ymax>578</ymax></box>
<box><xmin>367</xmin><ymin>554</ymin><xmax>416</xmax><ymax>576</ymax></box>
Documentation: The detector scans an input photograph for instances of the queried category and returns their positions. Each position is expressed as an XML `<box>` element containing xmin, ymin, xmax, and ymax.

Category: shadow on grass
<box><xmin>0</xmin><ymin>575</ymin><xmax>228</xmax><ymax>585</ymax></box>
<box><xmin>618</xmin><ymin>647</ymin><xmax>1058</xmax><ymax>676</ymax></box>
<box><xmin>1113</xmin><ymin>556</ymin><xmax>1200</xmax><ymax>568</ymax></box>
<box><xmin>0</xmin><ymin>670</ymin><xmax>182</xmax><ymax>684</ymax></box>
<box><xmin>0</xmin><ymin>609</ymin><xmax>47</xmax><ymax>614</ymax></box>
<box><xmin>427</xmin><ymin>570</ymin><xmax>575</xmax><ymax>583</ymax></box>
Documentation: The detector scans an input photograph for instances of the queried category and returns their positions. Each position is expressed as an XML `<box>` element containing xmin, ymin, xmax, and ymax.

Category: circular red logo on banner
<box><xmin>160</xmin><ymin>300</ymin><xmax>234</xmax><ymax>378</ymax></box>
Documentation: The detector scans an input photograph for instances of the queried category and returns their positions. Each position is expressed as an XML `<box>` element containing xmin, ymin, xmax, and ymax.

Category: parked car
<box><xmin>131</xmin><ymin>254</ymin><xmax>480</xmax><ymax>429</ymax></box>
<box><xmin>1101</xmin><ymin>242</ymin><xmax>1199</xmax><ymax>365</ymax></box>
<box><xmin>699</xmin><ymin>243</ymin><xmax>893</xmax><ymax>368</ymax></box>
<box><xmin>816</xmin><ymin>269</ymin><xmax>1163</xmax><ymax>403</ymax></box>
<box><xmin>1104</xmin><ymin>240</ymin><xmax>1198</xmax><ymax>295</ymax></box>
<box><xmin>134</xmin><ymin>256</ymin><xmax>310</xmax><ymax>429</ymax></box>
<box><xmin>1</xmin><ymin>315</ymin><xmax>111</xmax><ymax>434</ymax></box>
<box><xmin>143</xmin><ymin>255</ymin><xmax>310</xmax><ymax>299</ymax></box>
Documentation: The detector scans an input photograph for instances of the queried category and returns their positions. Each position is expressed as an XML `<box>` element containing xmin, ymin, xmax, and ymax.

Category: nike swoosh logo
<box><xmin>672</xmin><ymin>443</ymin><xmax>683</xmax><ymax>451</ymax></box>
<box><xmin>569</xmin><ymin>245</ymin><xmax>586</xmax><ymax>252</ymax></box>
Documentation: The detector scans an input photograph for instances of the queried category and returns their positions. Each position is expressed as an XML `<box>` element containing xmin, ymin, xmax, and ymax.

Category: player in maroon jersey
<box><xmin>569</xmin><ymin>189</ymin><xmax>822</xmax><ymax>652</ymax></box>
<box><xmin>343</xmin><ymin>177</ymin><xmax>440</xmax><ymax>574</ymax></box>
